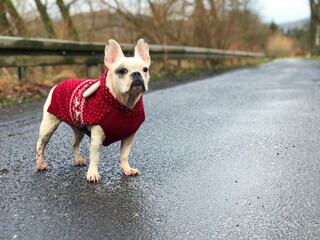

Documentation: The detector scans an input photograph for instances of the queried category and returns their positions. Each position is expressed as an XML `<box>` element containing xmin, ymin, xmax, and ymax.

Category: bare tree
<box><xmin>192</xmin><ymin>0</ymin><xmax>210</xmax><ymax>47</ymax></box>
<box><xmin>0</xmin><ymin>0</ymin><xmax>28</xmax><ymax>36</ymax></box>
<box><xmin>100</xmin><ymin>0</ymin><xmax>183</xmax><ymax>45</ymax></box>
<box><xmin>101</xmin><ymin>0</ymin><xmax>157</xmax><ymax>43</ymax></box>
<box><xmin>194</xmin><ymin>0</ymin><xmax>236</xmax><ymax>49</ymax></box>
<box><xmin>34</xmin><ymin>0</ymin><xmax>57</xmax><ymax>38</ymax></box>
<box><xmin>56</xmin><ymin>0</ymin><xmax>79</xmax><ymax>40</ymax></box>
<box><xmin>0</xmin><ymin>3</ymin><xmax>13</xmax><ymax>35</ymax></box>
<box><xmin>310</xmin><ymin>0</ymin><xmax>320</xmax><ymax>55</ymax></box>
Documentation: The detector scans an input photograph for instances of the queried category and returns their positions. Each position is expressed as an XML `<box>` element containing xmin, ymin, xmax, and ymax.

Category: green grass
<box><xmin>308</xmin><ymin>56</ymin><xmax>320</xmax><ymax>61</ymax></box>
<box><xmin>0</xmin><ymin>94</ymin><xmax>41</xmax><ymax>108</ymax></box>
<box><xmin>151</xmin><ymin>68</ymin><xmax>206</xmax><ymax>81</ymax></box>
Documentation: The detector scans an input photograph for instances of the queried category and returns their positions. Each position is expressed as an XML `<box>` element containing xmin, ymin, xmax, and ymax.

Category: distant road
<box><xmin>1</xmin><ymin>59</ymin><xmax>320</xmax><ymax>239</ymax></box>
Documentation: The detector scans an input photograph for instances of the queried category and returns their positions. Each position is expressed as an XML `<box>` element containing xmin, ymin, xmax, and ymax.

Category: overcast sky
<box><xmin>256</xmin><ymin>0</ymin><xmax>311</xmax><ymax>24</ymax></box>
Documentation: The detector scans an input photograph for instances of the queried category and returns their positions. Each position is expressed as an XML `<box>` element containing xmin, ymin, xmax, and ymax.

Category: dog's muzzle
<box><xmin>131</xmin><ymin>72</ymin><xmax>145</xmax><ymax>90</ymax></box>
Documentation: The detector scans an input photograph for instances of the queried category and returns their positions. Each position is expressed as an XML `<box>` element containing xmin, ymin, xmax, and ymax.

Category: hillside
<box><xmin>280</xmin><ymin>18</ymin><xmax>309</xmax><ymax>33</ymax></box>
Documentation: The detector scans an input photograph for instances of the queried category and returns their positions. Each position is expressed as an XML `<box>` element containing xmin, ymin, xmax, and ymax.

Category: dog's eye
<box><xmin>143</xmin><ymin>67</ymin><xmax>148</xmax><ymax>73</ymax></box>
<box><xmin>117</xmin><ymin>68</ymin><xmax>128</xmax><ymax>75</ymax></box>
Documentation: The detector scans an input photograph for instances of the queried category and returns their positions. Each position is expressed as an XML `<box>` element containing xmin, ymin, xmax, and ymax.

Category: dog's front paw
<box><xmin>87</xmin><ymin>168</ymin><xmax>101</xmax><ymax>182</ymax></box>
<box><xmin>74</xmin><ymin>157</ymin><xmax>87</xmax><ymax>166</ymax></box>
<box><xmin>122</xmin><ymin>167</ymin><xmax>140</xmax><ymax>176</ymax></box>
<box><xmin>36</xmin><ymin>162</ymin><xmax>49</xmax><ymax>171</ymax></box>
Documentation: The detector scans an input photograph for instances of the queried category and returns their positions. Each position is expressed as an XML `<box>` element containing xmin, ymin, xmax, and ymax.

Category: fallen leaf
<box><xmin>0</xmin><ymin>168</ymin><xmax>9</xmax><ymax>174</ymax></box>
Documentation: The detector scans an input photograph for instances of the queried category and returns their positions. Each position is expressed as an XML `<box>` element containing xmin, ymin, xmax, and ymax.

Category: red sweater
<box><xmin>47</xmin><ymin>70</ymin><xmax>145</xmax><ymax>146</ymax></box>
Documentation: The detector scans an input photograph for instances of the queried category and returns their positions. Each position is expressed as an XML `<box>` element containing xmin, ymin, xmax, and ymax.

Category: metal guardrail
<box><xmin>0</xmin><ymin>36</ymin><xmax>266</xmax><ymax>79</ymax></box>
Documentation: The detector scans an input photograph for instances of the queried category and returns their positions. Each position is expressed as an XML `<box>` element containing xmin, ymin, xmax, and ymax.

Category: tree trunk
<box><xmin>56</xmin><ymin>0</ymin><xmax>79</xmax><ymax>40</ymax></box>
<box><xmin>310</xmin><ymin>0</ymin><xmax>320</xmax><ymax>55</ymax></box>
<box><xmin>2</xmin><ymin>0</ymin><xmax>28</xmax><ymax>36</ymax></box>
<box><xmin>0</xmin><ymin>2</ymin><xmax>12</xmax><ymax>35</ymax></box>
<box><xmin>193</xmin><ymin>0</ymin><xmax>210</xmax><ymax>47</ymax></box>
<box><xmin>34</xmin><ymin>0</ymin><xmax>57</xmax><ymax>38</ymax></box>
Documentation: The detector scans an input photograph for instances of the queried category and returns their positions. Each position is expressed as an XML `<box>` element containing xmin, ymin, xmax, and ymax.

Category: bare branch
<box><xmin>56</xmin><ymin>0</ymin><xmax>79</xmax><ymax>40</ymax></box>
<box><xmin>34</xmin><ymin>0</ymin><xmax>57</xmax><ymax>38</ymax></box>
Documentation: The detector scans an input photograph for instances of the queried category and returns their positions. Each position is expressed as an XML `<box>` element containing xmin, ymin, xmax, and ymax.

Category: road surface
<box><xmin>1</xmin><ymin>59</ymin><xmax>320</xmax><ymax>239</ymax></box>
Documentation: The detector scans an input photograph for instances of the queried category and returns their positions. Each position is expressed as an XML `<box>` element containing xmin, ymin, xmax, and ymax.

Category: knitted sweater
<box><xmin>47</xmin><ymin>70</ymin><xmax>145</xmax><ymax>146</ymax></box>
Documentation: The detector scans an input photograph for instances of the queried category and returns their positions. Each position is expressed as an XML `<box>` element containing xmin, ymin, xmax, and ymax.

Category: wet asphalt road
<box><xmin>1</xmin><ymin>59</ymin><xmax>320</xmax><ymax>239</ymax></box>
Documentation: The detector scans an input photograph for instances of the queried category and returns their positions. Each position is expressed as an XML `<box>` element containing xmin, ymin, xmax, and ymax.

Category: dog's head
<box><xmin>105</xmin><ymin>39</ymin><xmax>151</xmax><ymax>95</ymax></box>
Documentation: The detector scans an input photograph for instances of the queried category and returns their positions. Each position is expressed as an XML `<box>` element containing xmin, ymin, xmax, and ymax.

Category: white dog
<box><xmin>36</xmin><ymin>39</ymin><xmax>151</xmax><ymax>182</ymax></box>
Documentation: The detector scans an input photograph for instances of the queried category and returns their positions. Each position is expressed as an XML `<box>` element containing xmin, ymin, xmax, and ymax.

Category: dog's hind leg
<box><xmin>70</xmin><ymin>126</ymin><xmax>87</xmax><ymax>166</ymax></box>
<box><xmin>36</xmin><ymin>113</ymin><xmax>61</xmax><ymax>170</ymax></box>
<box><xmin>36</xmin><ymin>87</ymin><xmax>61</xmax><ymax>170</ymax></box>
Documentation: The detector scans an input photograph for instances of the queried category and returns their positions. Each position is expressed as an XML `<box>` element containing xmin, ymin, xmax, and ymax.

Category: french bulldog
<box><xmin>36</xmin><ymin>39</ymin><xmax>151</xmax><ymax>182</ymax></box>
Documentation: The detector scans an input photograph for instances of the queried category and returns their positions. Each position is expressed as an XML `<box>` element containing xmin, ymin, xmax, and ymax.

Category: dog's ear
<box><xmin>105</xmin><ymin>39</ymin><xmax>124</xmax><ymax>68</ymax></box>
<box><xmin>135</xmin><ymin>39</ymin><xmax>151</xmax><ymax>66</ymax></box>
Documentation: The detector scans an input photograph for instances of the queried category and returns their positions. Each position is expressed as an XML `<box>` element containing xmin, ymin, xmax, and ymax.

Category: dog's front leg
<box><xmin>120</xmin><ymin>133</ymin><xmax>140</xmax><ymax>176</ymax></box>
<box><xmin>87</xmin><ymin>125</ymin><xmax>105</xmax><ymax>182</ymax></box>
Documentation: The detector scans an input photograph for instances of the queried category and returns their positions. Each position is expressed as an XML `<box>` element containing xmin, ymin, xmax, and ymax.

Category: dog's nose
<box><xmin>131</xmin><ymin>72</ymin><xmax>141</xmax><ymax>77</ymax></box>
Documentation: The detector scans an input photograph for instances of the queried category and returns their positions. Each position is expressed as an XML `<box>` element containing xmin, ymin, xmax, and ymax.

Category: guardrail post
<box><xmin>17</xmin><ymin>66</ymin><xmax>26</xmax><ymax>81</ymax></box>
<box><xmin>177</xmin><ymin>58</ymin><xmax>181</xmax><ymax>68</ymax></box>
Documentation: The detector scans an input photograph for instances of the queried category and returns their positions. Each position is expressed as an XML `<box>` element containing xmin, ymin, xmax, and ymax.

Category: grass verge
<box><xmin>150</xmin><ymin>58</ymin><xmax>272</xmax><ymax>82</ymax></box>
<box><xmin>0</xmin><ymin>94</ymin><xmax>42</xmax><ymax>108</ymax></box>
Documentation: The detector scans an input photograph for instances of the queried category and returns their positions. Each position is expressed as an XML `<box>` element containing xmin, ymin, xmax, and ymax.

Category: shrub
<box><xmin>266</xmin><ymin>32</ymin><xmax>294</xmax><ymax>58</ymax></box>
